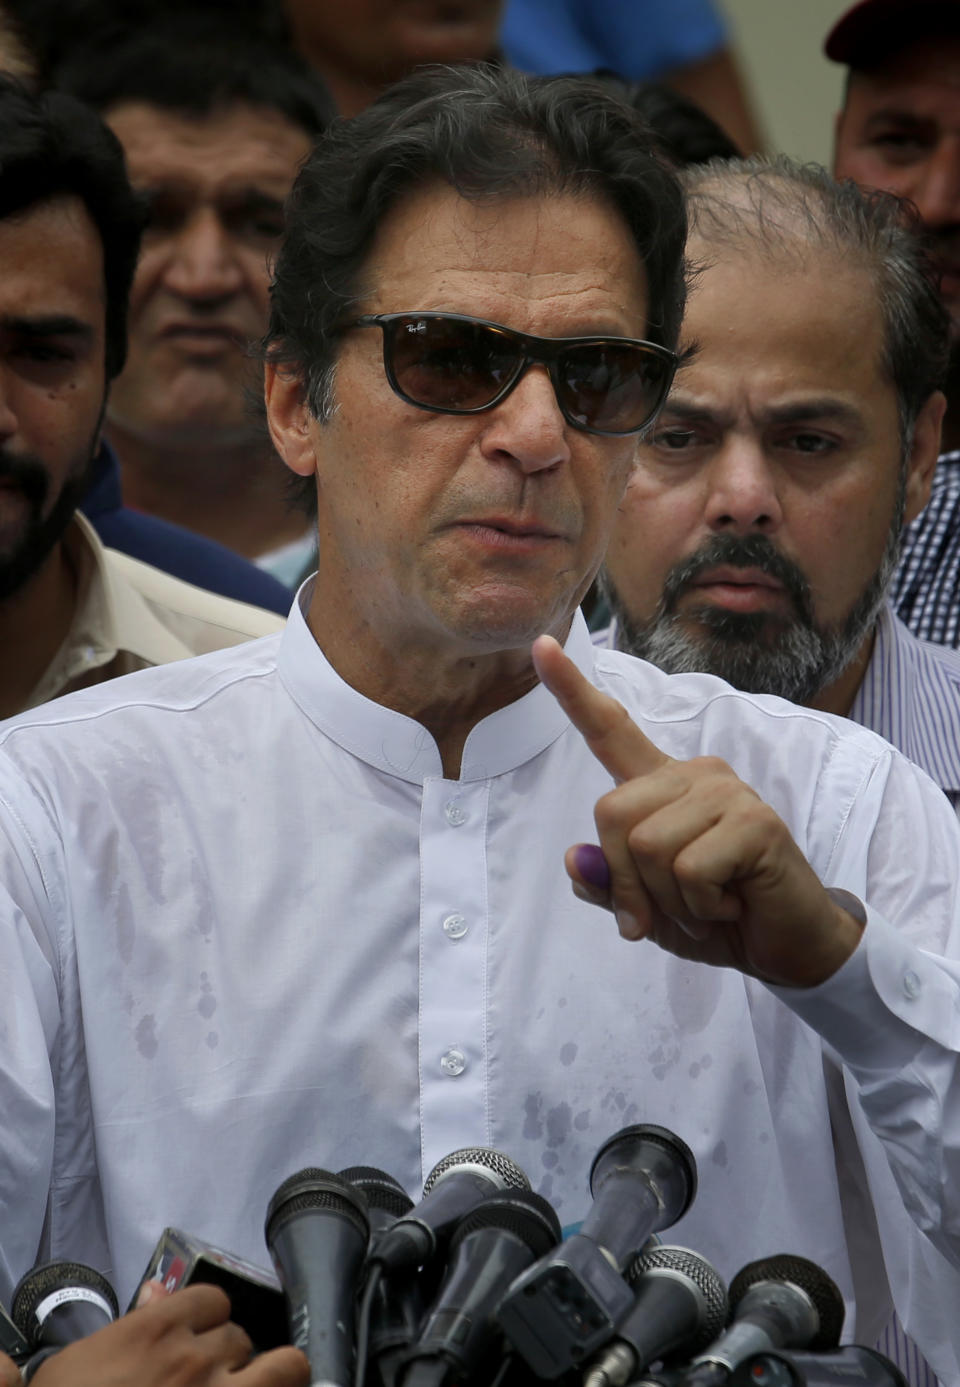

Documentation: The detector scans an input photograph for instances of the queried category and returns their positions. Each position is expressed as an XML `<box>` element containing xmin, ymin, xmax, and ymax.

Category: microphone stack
<box><xmin>3</xmin><ymin>1122</ymin><xmax>910</xmax><ymax>1387</ymax></box>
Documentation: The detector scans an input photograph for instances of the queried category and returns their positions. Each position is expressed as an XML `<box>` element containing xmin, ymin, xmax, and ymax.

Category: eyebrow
<box><xmin>0</xmin><ymin>314</ymin><xmax>95</xmax><ymax>341</ymax></box>
<box><xmin>661</xmin><ymin>396</ymin><xmax>865</xmax><ymax>430</ymax></box>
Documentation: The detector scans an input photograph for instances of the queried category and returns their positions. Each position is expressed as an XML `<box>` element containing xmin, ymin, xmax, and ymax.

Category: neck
<box><xmin>806</xmin><ymin>626</ymin><xmax>876</xmax><ymax>717</ymax></box>
<box><xmin>302</xmin><ymin>62</ymin><xmax>383</xmax><ymax>118</ymax></box>
<box><xmin>0</xmin><ymin>540</ymin><xmax>78</xmax><ymax>719</ymax></box>
<box><xmin>303</xmin><ymin>583</ymin><xmax>552</xmax><ymax>778</ymax></box>
<box><xmin>107</xmin><ymin>421</ymin><xmax>309</xmax><ymax>559</ymax></box>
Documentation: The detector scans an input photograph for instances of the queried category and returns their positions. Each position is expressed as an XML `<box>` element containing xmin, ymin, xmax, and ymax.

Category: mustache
<box><xmin>660</xmin><ymin>533</ymin><xmax>815</xmax><ymax>625</ymax></box>
<box><xmin>0</xmin><ymin>450</ymin><xmax>48</xmax><ymax>509</ymax></box>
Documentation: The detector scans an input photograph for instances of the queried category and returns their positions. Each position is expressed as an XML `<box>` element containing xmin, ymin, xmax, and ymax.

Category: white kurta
<box><xmin>2</xmin><ymin>598</ymin><xmax>960</xmax><ymax>1378</ymax></box>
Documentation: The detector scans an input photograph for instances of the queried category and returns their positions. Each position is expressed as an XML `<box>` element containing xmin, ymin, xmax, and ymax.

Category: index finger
<box><xmin>532</xmin><ymin>634</ymin><xmax>671</xmax><ymax>782</ymax></box>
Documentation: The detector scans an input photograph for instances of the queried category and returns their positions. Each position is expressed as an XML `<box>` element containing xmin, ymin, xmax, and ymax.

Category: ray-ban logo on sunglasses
<box><xmin>407</xmin><ymin>321</ymin><xmax>428</xmax><ymax>334</ymax></box>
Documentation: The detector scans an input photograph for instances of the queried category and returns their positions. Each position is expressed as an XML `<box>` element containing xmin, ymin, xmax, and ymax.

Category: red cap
<box><xmin>825</xmin><ymin>0</ymin><xmax>960</xmax><ymax>67</ymax></box>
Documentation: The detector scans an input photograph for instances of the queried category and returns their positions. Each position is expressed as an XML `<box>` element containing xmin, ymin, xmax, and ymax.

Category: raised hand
<box><xmin>533</xmin><ymin>635</ymin><xmax>863</xmax><ymax>987</ymax></box>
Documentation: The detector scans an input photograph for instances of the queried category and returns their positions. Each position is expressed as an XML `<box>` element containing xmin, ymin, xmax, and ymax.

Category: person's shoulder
<box><xmin>104</xmin><ymin>545</ymin><xmax>287</xmax><ymax>649</ymax></box>
<box><xmin>0</xmin><ymin>635</ymin><xmax>283</xmax><ymax>755</ymax></box>
<box><xmin>592</xmin><ymin>645</ymin><xmax>893</xmax><ymax>760</ymax></box>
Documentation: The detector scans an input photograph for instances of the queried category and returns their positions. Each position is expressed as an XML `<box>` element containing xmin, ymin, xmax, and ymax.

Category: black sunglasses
<box><xmin>350</xmin><ymin>311</ymin><xmax>678</xmax><ymax>437</ymax></box>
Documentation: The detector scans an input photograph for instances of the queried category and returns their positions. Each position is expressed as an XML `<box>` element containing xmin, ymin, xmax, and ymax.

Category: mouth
<box><xmin>158</xmin><ymin>322</ymin><xmax>245</xmax><ymax>354</ymax></box>
<box><xmin>453</xmin><ymin>516</ymin><xmax>567</xmax><ymax>551</ymax></box>
<box><xmin>683</xmin><ymin>565</ymin><xmax>789</xmax><ymax>614</ymax></box>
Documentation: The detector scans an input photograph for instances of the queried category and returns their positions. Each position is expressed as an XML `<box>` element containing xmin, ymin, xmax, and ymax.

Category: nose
<box><xmin>898</xmin><ymin>141</ymin><xmax>960</xmax><ymax>229</ymax></box>
<box><xmin>703</xmin><ymin>435</ymin><xmax>783</xmax><ymax>534</ymax></box>
<box><xmin>161</xmin><ymin>207</ymin><xmax>245</xmax><ymax>302</ymax></box>
<box><xmin>477</xmin><ymin>364</ymin><xmax>572</xmax><ymax>474</ymax></box>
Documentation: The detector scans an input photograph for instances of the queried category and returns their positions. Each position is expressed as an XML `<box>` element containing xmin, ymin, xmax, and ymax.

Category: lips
<box><xmin>689</xmin><ymin>565</ymin><xmax>784</xmax><ymax>592</ymax></box>
<box><xmin>158</xmin><ymin>322</ymin><xmax>245</xmax><ymax>351</ymax></box>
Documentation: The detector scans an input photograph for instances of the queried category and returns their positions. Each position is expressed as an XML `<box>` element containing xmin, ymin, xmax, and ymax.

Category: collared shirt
<box><xmin>891</xmin><ymin>451</ymin><xmax>960</xmax><ymax>647</ymax></box>
<box><xmin>2</xmin><ymin>601</ymin><xmax>960</xmax><ymax>1378</ymax></box>
<box><xmin>25</xmin><ymin>514</ymin><xmax>286</xmax><ymax>711</ymax></box>
<box><xmin>80</xmin><ymin>442</ymin><xmax>292</xmax><ymax>615</ymax></box>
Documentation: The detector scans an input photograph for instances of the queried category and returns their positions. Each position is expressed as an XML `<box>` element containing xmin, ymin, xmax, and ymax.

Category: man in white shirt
<box><xmin>3</xmin><ymin>65</ymin><xmax>960</xmax><ymax>1385</ymax></box>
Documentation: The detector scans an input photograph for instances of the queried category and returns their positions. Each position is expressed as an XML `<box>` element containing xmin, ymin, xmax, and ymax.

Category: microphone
<box><xmin>12</xmin><ymin>1260</ymin><xmax>119</xmax><ymax>1382</ymax></box>
<box><xmin>338</xmin><ymin>1166</ymin><xmax>423</xmax><ymax>1387</ymax></box>
<box><xmin>264</xmin><ymin>1166</ymin><xmax>370</xmax><ymax>1387</ymax></box>
<box><xmin>338</xmin><ymin>1166</ymin><xmax>413</xmax><ymax>1238</ymax></box>
<box><xmin>727</xmin><ymin>1346</ymin><xmax>906</xmax><ymax>1386</ymax></box>
<box><xmin>0</xmin><ymin>1297</ymin><xmax>30</xmax><ymax>1367</ymax></box>
<box><xmin>681</xmin><ymin>1254</ymin><xmax>845</xmax><ymax>1386</ymax></box>
<box><xmin>496</xmin><ymin>1123</ymin><xmax>697</xmax><ymax>1378</ymax></box>
<box><xmin>400</xmin><ymin>1189</ymin><xmax>561</xmax><ymax>1387</ymax></box>
<box><xmin>370</xmin><ymin>1147</ymin><xmax>529</xmax><ymax>1274</ymax></box>
<box><xmin>583</xmin><ymin>1244</ymin><xmax>728</xmax><ymax>1387</ymax></box>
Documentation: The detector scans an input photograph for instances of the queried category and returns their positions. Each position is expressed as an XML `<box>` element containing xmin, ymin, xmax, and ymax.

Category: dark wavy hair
<box><xmin>0</xmin><ymin>75</ymin><xmax>142</xmax><ymax>379</ymax></box>
<box><xmin>265</xmin><ymin>65</ymin><xmax>689</xmax><ymax>424</ymax></box>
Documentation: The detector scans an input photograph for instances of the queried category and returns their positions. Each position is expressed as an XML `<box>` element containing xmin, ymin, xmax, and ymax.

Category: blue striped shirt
<box><xmin>891</xmin><ymin>451</ymin><xmax>960</xmax><ymax>648</ymax></box>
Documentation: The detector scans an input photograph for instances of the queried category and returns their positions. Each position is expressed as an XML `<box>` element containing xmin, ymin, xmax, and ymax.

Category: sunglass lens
<box><xmin>559</xmin><ymin>343</ymin><xmax>671</xmax><ymax>433</ymax></box>
<box><xmin>389</xmin><ymin>317</ymin><xmax>518</xmax><ymax>411</ymax></box>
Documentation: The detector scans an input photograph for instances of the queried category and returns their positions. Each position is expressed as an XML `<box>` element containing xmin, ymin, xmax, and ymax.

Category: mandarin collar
<box><xmin>276</xmin><ymin>586</ymin><xmax>595</xmax><ymax>784</ymax></box>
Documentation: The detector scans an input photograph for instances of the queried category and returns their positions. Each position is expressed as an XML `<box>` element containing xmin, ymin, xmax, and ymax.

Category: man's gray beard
<box><xmin>605</xmin><ymin>518</ymin><xmax>903</xmax><ymax>706</ymax></box>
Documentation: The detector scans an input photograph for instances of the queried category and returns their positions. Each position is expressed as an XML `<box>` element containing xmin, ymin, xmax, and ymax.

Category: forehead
<box><xmin>678</xmin><ymin>238</ymin><xmax>890</xmax><ymax>404</ymax></box>
<box><xmin>0</xmin><ymin>197</ymin><xmax>104</xmax><ymax>321</ymax></box>
<box><xmin>845</xmin><ymin>34</ymin><xmax>960</xmax><ymax>115</ymax></box>
<box><xmin>360</xmin><ymin>184</ymin><xmax>650</xmax><ymax>333</ymax></box>
<box><xmin>105</xmin><ymin>101</ymin><xmax>313</xmax><ymax>196</ymax></box>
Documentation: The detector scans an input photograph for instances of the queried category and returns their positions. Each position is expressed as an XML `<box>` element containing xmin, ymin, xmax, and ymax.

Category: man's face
<box><xmin>603</xmin><ymin>243</ymin><xmax>940</xmax><ymax>707</ymax></box>
<box><xmin>270</xmin><ymin>185</ymin><xmax>649</xmax><ymax>659</ymax></box>
<box><xmin>0</xmin><ymin>197</ymin><xmax>107</xmax><ymax>601</ymax></box>
<box><xmin>105</xmin><ymin>101</ymin><xmax>313</xmax><ymax>450</ymax></box>
<box><xmin>834</xmin><ymin>36</ymin><xmax>960</xmax><ymax>332</ymax></box>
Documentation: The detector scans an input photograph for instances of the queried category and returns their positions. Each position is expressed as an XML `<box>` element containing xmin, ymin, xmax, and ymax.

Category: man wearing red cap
<box><xmin>830</xmin><ymin>0</ymin><xmax>960</xmax><ymax>649</ymax></box>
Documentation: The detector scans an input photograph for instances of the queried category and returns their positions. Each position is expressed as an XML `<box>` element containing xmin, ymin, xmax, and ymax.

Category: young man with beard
<box><xmin>0</xmin><ymin>78</ymin><xmax>282</xmax><ymax>721</ymax></box>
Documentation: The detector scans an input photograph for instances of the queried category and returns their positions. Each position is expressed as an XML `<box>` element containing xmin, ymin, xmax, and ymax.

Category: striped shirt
<box><xmin>599</xmin><ymin>603</ymin><xmax>960</xmax><ymax>1387</ymax></box>
<box><xmin>891</xmin><ymin>451</ymin><xmax>960</xmax><ymax>647</ymax></box>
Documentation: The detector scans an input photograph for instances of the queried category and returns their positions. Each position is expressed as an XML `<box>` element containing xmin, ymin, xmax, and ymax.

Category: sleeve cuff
<box><xmin>767</xmin><ymin>893</ymin><xmax>960</xmax><ymax>1073</ymax></box>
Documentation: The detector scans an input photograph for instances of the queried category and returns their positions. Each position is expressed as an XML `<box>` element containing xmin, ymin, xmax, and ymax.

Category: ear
<box><xmin>264</xmin><ymin>361</ymin><xmax>318</xmax><ymax>479</ymax></box>
<box><xmin>903</xmin><ymin>390</ymin><xmax>947</xmax><ymax>525</ymax></box>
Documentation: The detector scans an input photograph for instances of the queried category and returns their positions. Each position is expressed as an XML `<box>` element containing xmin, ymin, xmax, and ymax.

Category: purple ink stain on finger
<box><xmin>573</xmin><ymin>843</ymin><xmax>611</xmax><ymax>890</ymax></box>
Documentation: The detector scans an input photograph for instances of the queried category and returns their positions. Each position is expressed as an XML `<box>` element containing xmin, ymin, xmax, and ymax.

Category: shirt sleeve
<box><xmin>0</xmin><ymin>776</ymin><xmax>62</xmax><ymax>1304</ymax></box>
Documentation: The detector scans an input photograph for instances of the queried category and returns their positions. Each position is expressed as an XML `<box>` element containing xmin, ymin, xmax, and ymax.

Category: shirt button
<box><xmin>903</xmin><ymin>969</ymin><xmax>922</xmax><ymax>1000</ymax></box>
<box><xmin>442</xmin><ymin>913</ymin><xmax>468</xmax><ymax>940</ymax></box>
<box><xmin>444</xmin><ymin>801</ymin><xmax>467</xmax><ymax>827</ymax></box>
<box><xmin>440</xmin><ymin>1048</ymin><xmax>466</xmax><ymax>1077</ymax></box>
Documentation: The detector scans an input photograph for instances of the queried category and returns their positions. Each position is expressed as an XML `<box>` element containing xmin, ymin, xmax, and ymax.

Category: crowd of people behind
<box><xmin>3</xmin><ymin>1</ymin><xmax>960</xmax><ymax>1384</ymax></box>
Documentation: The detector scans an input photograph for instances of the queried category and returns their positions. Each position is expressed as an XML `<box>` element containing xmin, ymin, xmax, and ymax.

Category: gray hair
<box><xmin>681</xmin><ymin>153</ymin><xmax>950</xmax><ymax>449</ymax></box>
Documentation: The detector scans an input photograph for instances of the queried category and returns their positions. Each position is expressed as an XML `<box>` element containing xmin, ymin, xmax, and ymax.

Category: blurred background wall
<box><xmin>721</xmin><ymin>0</ymin><xmax>856</xmax><ymax>163</ymax></box>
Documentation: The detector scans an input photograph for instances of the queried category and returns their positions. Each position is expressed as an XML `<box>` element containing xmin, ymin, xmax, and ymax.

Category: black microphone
<box><xmin>728</xmin><ymin>1346</ymin><xmax>906</xmax><ymax>1386</ymax></box>
<box><xmin>12</xmin><ymin>1260</ymin><xmax>119</xmax><ymax>1382</ymax></box>
<box><xmin>400</xmin><ymin>1189</ymin><xmax>561</xmax><ymax>1387</ymax></box>
<box><xmin>681</xmin><ymin>1254</ymin><xmax>846</xmax><ymax>1386</ymax></box>
<box><xmin>370</xmin><ymin>1147</ymin><xmax>529</xmax><ymax>1274</ymax></box>
<box><xmin>264</xmin><ymin>1166</ymin><xmax>370</xmax><ymax>1387</ymax></box>
<box><xmin>339</xmin><ymin>1166</ymin><xmax>423</xmax><ymax>1387</ymax></box>
<box><xmin>583</xmin><ymin>1244</ymin><xmax>728</xmax><ymax>1387</ymax></box>
<box><xmin>0</xmin><ymin>1296</ymin><xmax>30</xmax><ymax>1367</ymax></box>
<box><xmin>496</xmin><ymin>1123</ymin><xmax>697</xmax><ymax>1378</ymax></box>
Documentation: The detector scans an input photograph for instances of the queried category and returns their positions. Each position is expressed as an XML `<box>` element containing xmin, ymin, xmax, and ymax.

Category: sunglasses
<box><xmin>350</xmin><ymin>311</ymin><xmax>678</xmax><ymax>436</ymax></box>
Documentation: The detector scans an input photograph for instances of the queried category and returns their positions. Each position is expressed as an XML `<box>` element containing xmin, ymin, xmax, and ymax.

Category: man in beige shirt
<box><xmin>0</xmin><ymin>77</ymin><xmax>281</xmax><ymax>722</ymax></box>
